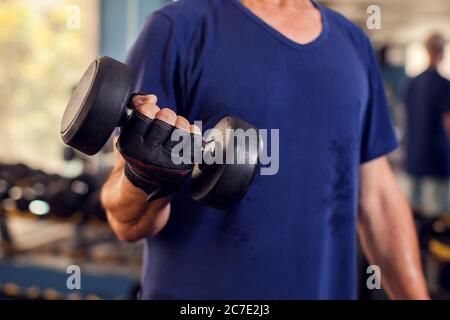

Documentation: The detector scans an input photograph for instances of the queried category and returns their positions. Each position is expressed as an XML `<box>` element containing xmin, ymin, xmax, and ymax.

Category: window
<box><xmin>0</xmin><ymin>0</ymin><xmax>99</xmax><ymax>173</ymax></box>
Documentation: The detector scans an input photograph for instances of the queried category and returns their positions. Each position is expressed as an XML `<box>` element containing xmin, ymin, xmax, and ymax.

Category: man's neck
<box><xmin>239</xmin><ymin>0</ymin><xmax>322</xmax><ymax>45</ymax></box>
<box><xmin>427</xmin><ymin>59</ymin><xmax>441</xmax><ymax>70</ymax></box>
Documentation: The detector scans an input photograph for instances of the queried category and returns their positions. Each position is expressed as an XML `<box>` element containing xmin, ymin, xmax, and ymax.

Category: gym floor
<box><xmin>1</xmin><ymin>0</ymin><xmax>450</xmax><ymax>302</ymax></box>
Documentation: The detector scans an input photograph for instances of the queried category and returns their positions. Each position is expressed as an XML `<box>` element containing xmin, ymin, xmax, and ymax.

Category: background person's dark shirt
<box><xmin>405</xmin><ymin>68</ymin><xmax>450</xmax><ymax>178</ymax></box>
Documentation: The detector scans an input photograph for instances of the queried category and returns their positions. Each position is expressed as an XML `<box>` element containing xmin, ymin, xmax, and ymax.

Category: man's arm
<box><xmin>358</xmin><ymin>156</ymin><xmax>429</xmax><ymax>299</ymax></box>
<box><xmin>101</xmin><ymin>149</ymin><xmax>171</xmax><ymax>242</ymax></box>
<box><xmin>101</xmin><ymin>94</ymin><xmax>197</xmax><ymax>242</ymax></box>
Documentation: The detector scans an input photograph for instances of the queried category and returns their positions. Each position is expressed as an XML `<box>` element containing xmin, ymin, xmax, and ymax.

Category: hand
<box><xmin>117</xmin><ymin>94</ymin><xmax>202</xmax><ymax>202</ymax></box>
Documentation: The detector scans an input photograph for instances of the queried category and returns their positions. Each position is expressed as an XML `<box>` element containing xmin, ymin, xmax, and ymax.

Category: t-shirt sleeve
<box><xmin>125</xmin><ymin>12</ymin><xmax>184</xmax><ymax>115</ymax></box>
<box><xmin>360</xmin><ymin>40</ymin><xmax>399</xmax><ymax>163</ymax></box>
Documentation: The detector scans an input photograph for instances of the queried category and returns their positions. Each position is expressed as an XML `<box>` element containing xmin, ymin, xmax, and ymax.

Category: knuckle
<box><xmin>140</xmin><ymin>101</ymin><xmax>159</xmax><ymax>110</ymax></box>
<box><xmin>136</xmin><ymin>104</ymin><xmax>159</xmax><ymax>118</ymax></box>
<box><xmin>175</xmin><ymin>117</ymin><xmax>191</xmax><ymax>132</ymax></box>
<box><xmin>160</xmin><ymin>107</ymin><xmax>176</xmax><ymax>115</ymax></box>
<box><xmin>132</xmin><ymin>94</ymin><xmax>158</xmax><ymax>108</ymax></box>
<box><xmin>146</xmin><ymin>94</ymin><xmax>158</xmax><ymax>102</ymax></box>
<box><xmin>190</xmin><ymin>124</ymin><xmax>202</xmax><ymax>135</ymax></box>
<box><xmin>175</xmin><ymin>116</ymin><xmax>189</xmax><ymax>125</ymax></box>
<box><xmin>176</xmin><ymin>115</ymin><xmax>188</xmax><ymax>122</ymax></box>
<box><xmin>132</xmin><ymin>95</ymin><xmax>141</xmax><ymax>105</ymax></box>
<box><xmin>157</xmin><ymin>108</ymin><xmax>177</xmax><ymax>121</ymax></box>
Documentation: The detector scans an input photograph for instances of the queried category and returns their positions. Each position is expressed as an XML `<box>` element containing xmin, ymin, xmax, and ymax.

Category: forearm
<box><xmin>358</xmin><ymin>199</ymin><xmax>428</xmax><ymax>299</ymax></box>
<box><xmin>101</xmin><ymin>161</ymin><xmax>171</xmax><ymax>242</ymax></box>
<box><xmin>358</xmin><ymin>159</ymin><xmax>429</xmax><ymax>299</ymax></box>
<box><xmin>100</xmin><ymin>94</ymin><xmax>198</xmax><ymax>242</ymax></box>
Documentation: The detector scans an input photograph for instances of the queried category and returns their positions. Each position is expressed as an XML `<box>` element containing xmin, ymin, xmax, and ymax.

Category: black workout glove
<box><xmin>117</xmin><ymin>110</ymin><xmax>202</xmax><ymax>203</ymax></box>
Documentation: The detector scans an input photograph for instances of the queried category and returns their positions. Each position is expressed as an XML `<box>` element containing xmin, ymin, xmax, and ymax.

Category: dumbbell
<box><xmin>3</xmin><ymin>169</ymin><xmax>52</xmax><ymax>215</ymax></box>
<box><xmin>43</xmin><ymin>174</ymin><xmax>94</xmax><ymax>219</ymax></box>
<box><xmin>60</xmin><ymin>56</ymin><xmax>262</xmax><ymax>209</ymax></box>
<box><xmin>0</xmin><ymin>164</ymin><xmax>32</xmax><ymax>213</ymax></box>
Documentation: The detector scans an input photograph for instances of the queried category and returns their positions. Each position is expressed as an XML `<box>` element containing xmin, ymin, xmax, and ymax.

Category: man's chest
<box><xmin>187</xmin><ymin>41</ymin><xmax>369</xmax><ymax>139</ymax></box>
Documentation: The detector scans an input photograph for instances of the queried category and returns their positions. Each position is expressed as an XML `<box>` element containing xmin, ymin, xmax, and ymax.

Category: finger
<box><xmin>124</xmin><ymin>111</ymin><xmax>153</xmax><ymax>138</ymax></box>
<box><xmin>146</xmin><ymin>109</ymin><xmax>177</xmax><ymax>144</ymax></box>
<box><xmin>145</xmin><ymin>118</ymin><xmax>174</xmax><ymax>145</ymax></box>
<box><xmin>190</xmin><ymin>124</ymin><xmax>202</xmax><ymax>135</ymax></box>
<box><xmin>155</xmin><ymin>108</ymin><xmax>177</xmax><ymax>126</ymax></box>
<box><xmin>146</xmin><ymin>108</ymin><xmax>177</xmax><ymax>144</ymax></box>
<box><xmin>175</xmin><ymin>116</ymin><xmax>191</xmax><ymax>132</ymax></box>
<box><xmin>164</xmin><ymin>115</ymin><xmax>190</xmax><ymax>150</ymax></box>
<box><xmin>135</xmin><ymin>100</ymin><xmax>160</xmax><ymax>120</ymax></box>
<box><xmin>132</xmin><ymin>94</ymin><xmax>158</xmax><ymax>108</ymax></box>
<box><xmin>164</xmin><ymin>126</ymin><xmax>191</xmax><ymax>151</ymax></box>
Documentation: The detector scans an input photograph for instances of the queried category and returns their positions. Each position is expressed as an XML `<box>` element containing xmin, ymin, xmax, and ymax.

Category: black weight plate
<box><xmin>191</xmin><ymin>116</ymin><xmax>262</xmax><ymax>210</ymax></box>
<box><xmin>61</xmin><ymin>56</ymin><xmax>133</xmax><ymax>155</ymax></box>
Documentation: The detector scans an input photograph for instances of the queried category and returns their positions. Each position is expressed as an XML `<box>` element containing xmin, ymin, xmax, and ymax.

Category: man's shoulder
<box><xmin>148</xmin><ymin>0</ymin><xmax>224</xmax><ymax>45</ymax></box>
<box><xmin>155</xmin><ymin>0</ymin><xmax>221</xmax><ymax>25</ymax></box>
<box><xmin>322</xmin><ymin>5</ymin><xmax>372</xmax><ymax>50</ymax></box>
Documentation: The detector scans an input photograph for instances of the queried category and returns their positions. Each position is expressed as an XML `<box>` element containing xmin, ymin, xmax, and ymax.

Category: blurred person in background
<box><xmin>404</xmin><ymin>33</ymin><xmax>450</xmax><ymax>215</ymax></box>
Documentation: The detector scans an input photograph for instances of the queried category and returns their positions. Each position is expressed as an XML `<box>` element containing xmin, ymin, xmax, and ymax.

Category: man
<box><xmin>101</xmin><ymin>0</ymin><xmax>429</xmax><ymax>299</ymax></box>
<box><xmin>404</xmin><ymin>33</ymin><xmax>450</xmax><ymax>214</ymax></box>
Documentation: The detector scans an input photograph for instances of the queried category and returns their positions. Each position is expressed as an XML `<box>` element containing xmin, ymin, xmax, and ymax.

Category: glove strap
<box><xmin>124</xmin><ymin>163</ymin><xmax>184</xmax><ymax>203</ymax></box>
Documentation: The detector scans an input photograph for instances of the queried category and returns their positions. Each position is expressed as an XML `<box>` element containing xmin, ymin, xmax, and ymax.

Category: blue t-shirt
<box><xmin>404</xmin><ymin>68</ymin><xmax>450</xmax><ymax>178</ymax></box>
<box><xmin>126</xmin><ymin>0</ymin><xmax>398</xmax><ymax>299</ymax></box>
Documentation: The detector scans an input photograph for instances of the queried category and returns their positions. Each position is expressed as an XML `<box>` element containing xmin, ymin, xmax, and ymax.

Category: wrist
<box><xmin>119</xmin><ymin>168</ymin><xmax>148</xmax><ymax>198</ymax></box>
<box><xmin>387</xmin><ymin>272</ymin><xmax>430</xmax><ymax>300</ymax></box>
<box><xmin>123</xmin><ymin>163</ymin><xmax>179</xmax><ymax>203</ymax></box>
